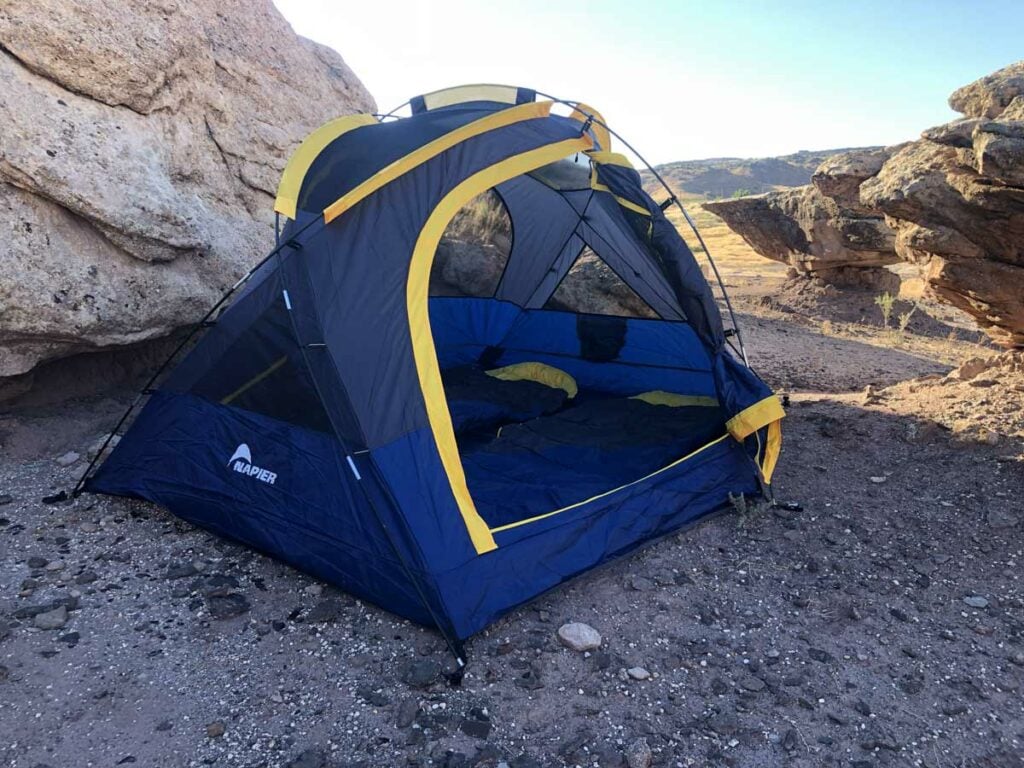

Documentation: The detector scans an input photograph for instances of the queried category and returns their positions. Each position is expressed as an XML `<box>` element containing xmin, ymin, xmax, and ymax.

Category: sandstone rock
<box><xmin>708</xmin><ymin>61</ymin><xmax>1024</xmax><ymax>348</ymax></box>
<box><xmin>0</xmin><ymin>0</ymin><xmax>374</xmax><ymax>387</ymax></box>
<box><xmin>703</xmin><ymin>154</ymin><xmax>901</xmax><ymax>288</ymax></box>
<box><xmin>861</xmin><ymin>62</ymin><xmax>1024</xmax><ymax>348</ymax></box>
<box><xmin>948</xmin><ymin>61</ymin><xmax>1024</xmax><ymax>119</ymax></box>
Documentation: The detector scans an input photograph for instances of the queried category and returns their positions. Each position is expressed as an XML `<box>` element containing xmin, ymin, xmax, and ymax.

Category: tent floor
<box><xmin>458</xmin><ymin>396</ymin><xmax>726</xmax><ymax>530</ymax></box>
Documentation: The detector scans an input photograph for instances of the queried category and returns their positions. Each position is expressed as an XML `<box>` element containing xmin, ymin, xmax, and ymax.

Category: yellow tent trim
<box><xmin>325</xmin><ymin>101</ymin><xmax>555</xmax><ymax>224</ymax></box>
<box><xmin>490</xmin><ymin>433</ymin><xmax>731</xmax><ymax>534</ymax></box>
<box><xmin>486</xmin><ymin>362</ymin><xmax>578</xmax><ymax>398</ymax></box>
<box><xmin>407</xmin><ymin>134</ymin><xmax>594</xmax><ymax>555</ymax></box>
<box><xmin>630</xmin><ymin>391</ymin><xmax>719</xmax><ymax>408</ymax></box>
<box><xmin>274</xmin><ymin>114</ymin><xmax>378</xmax><ymax>220</ymax></box>
<box><xmin>569</xmin><ymin>103</ymin><xmax>611</xmax><ymax>152</ymax></box>
<box><xmin>761</xmin><ymin>419</ymin><xmax>782</xmax><ymax>484</ymax></box>
<box><xmin>420</xmin><ymin>84</ymin><xmax>521</xmax><ymax>111</ymax></box>
<box><xmin>725</xmin><ymin>395</ymin><xmax>785</xmax><ymax>440</ymax></box>
<box><xmin>588</xmin><ymin>151</ymin><xmax>635</xmax><ymax>169</ymax></box>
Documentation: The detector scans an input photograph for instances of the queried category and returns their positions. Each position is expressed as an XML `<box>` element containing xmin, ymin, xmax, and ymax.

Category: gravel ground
<box><xmin>2</xmin><ymin>316</ymin><xmax>1023</xmax><ymax>768</ymax></box>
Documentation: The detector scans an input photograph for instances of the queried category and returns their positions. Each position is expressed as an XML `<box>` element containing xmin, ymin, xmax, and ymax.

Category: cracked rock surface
<box><xmin>0</xmin><ymin>0</ymin><xmax>374</xmax><ymax>384</ymax></box>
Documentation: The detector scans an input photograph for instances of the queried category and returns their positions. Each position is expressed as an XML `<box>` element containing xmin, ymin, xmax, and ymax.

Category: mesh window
<box><xmin>429</xmin><ymin>189</ymin><xmax>512</xmax><ymax>298</ymax></box>
<box><xmin>187</xmin><ymin>298</ymin><xmax>334</xmax><ymax>433</ymax></box>
<box><xmin>545</xmin><ymin>248</ymin><xmax>657</xmax><ymax>318</ymax></box>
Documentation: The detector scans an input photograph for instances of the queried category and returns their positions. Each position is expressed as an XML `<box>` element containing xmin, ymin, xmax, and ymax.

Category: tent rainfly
<box><xmin>83</xmin><ymin>84</ymin><xmax>785</xmax><ymax>663</ymax></box>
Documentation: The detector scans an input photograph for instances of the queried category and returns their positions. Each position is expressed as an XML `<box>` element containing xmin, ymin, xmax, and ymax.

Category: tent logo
<box><xmin>227</xmin><ymin>443</ymin><xmax>277</xmax><ymax>485</ymax></box>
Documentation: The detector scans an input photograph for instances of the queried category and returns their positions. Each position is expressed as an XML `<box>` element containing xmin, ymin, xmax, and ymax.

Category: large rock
<box><xmin>861</xmin><ymin>62</ymin><xmax>1024</xmax><ymax>348</ymax></box>
<box><xmin>703</xmin><ymin>147</ymin><xmax>901</xmax><ymax>287</ymax></box>
<box><xmin>706</xmin><ymin>61</ymin><xmax>1024</xmax><ymax>348</ymax></box>
<box><xmin>0</xmin><ymin>0</ymin><xmax>374</xmax><ymax>388</ymax></box>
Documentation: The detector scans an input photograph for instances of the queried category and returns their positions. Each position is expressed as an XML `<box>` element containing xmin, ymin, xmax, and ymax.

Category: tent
<box><xmin>83</xmin><ymin>84</ymin><xmax>784</xmax><ymax>659</ymax></box>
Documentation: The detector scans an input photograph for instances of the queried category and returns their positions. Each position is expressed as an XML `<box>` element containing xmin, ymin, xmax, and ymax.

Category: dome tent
<box><xmin>82</xmin><ymin>84</ymin><xmax>785</xmax><ymax>662</ymax></box>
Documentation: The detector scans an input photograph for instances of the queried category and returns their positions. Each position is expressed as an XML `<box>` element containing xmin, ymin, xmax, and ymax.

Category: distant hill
<box><xmin>644</xmin><ymin>147</ymin><xmax>879</xmax><ymax>198</ymax></box>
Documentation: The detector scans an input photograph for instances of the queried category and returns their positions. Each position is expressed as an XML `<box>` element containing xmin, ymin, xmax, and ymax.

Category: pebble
<box><xmin>740</xmin><ymin>676</ymin><xmax>766</xmax><ymax>692</ymax></box>
<box><xmin>399</xmin><ymin>659</ymin><xmax>441</xmax><ymax>689</ymax></box>
<box><xmin>33</xmin><ymin>606</ymin><xmax>68</xmax><ymax>630</ymax></box>
<box><xmin>625</xmin><ymin>737</ymin><xmax>652</xmax><ymax>768</ymax></box>
<box><xmin>205</xmin><ymin>721</ymin><xmax>226</xmax><ymax>738</ymax></box>
<box><xmin>626</xmin><ymin>666</ymin><xmax>651</xmax><ymax>681</ymax></box>
<box><xmin>27</xmin><ymin>556</ymin><xmax>49</xmax><ymax>569</ymax></box>
<box><xmin>305</xmin><ymin>597</ymin><xmax>345</xmax><ymax>623</ymax></box>
<box><xmin>557</xmin><ymin>622</ymin><xmax>602</xmax><ymax>652</ymax></box>
<box><xmin>459</xmin><ymin>707</ymin><xmax>491</xmax><ymax>739</ymax></box>
<box><xmin>869</xmin><ymin>476</ymin><xmax>887</xmax><ymax>484</ymax></box>
<box><xmin>206</xmin><ymin>593</ymin><xmax>250</xmax><ymax>619</ymax></box>
<box><xmin>963</xmin><ymin>595</ymin><xmax>988</xmax><ymax>609</ymax></box>
<box><xmin>0</xmin><ymin>494</ymin><xmax>12</xmax><ymax>505</ymax></box>
<box><xmin>55</xmin><ymin>451</ymin><xmax>81</xmax><ymax>467</ymax></box>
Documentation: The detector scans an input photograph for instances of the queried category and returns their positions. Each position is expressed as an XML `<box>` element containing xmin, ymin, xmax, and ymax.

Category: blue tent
<box><xmin>84</xmin><ymin>84</ymin><xmax>784</xmax><ymax>661</ymax></box>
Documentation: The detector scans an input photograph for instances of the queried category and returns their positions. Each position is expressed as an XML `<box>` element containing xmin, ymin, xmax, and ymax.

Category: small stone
<box><xmin>27</xmin><ymin>556</ymin><xmax>48</xmax><ymax>569</ymax></box>
<box><xmin>626</xmin><ymin>667</ymin><xmax>651</xmax><ymax>681</ymax></box>
<box><xmin>808</xmin><ymin>648</ymin><xmax>833</xmax><ymax>663</ymax></box>
<box><xmin>557</xmin><ymin>622</ymin><xmax>602</xmax><ymax>652</ymax></box>
<box><xmin>625</xmin><ymin>737</ymin><xmax>652</xmax><ymax>768</ymax></box>
<box><xmin>165</xmin><ymin>562</ymin><xmax>199</xmax><ymax>579</ymax></box>
<box><xmin>0</xmin><ymin>494</ymin><xmax>12</xmax><ymax>505</ymax></box>
<box><xmin>205</xmin><ymin>721</ymin><xmax>226</xmax><ymax>738</ymax></box>
<box><xmin>55</xmin><ymin>451</ymin><xmax>81</xmax><ymax>467</ymax></box>
<box><xmin>155</xmin><ymin>720</ymin><xmax>173</xmax><ymax>732</ymax></box>
<box><xmin>853</xmin><ymin>699</ymin><xmax>872</xmax><ymax>717</ymax></box>
<box><xmin>460</xmin><ymin>707</ymin><xmax>491</xmax><ymax>739</ymax></box>
<box><xmin>206</xmin><ymin>593</ymin><xmax>250</xmax><ymax>619</ymax></box>
<box><xmin>740</xmin><ymin>676</ymin><xmax>766</xmax><ymax>692</ymax></box>
<box><xmin>33</xmin><ymin>606</ymin><xmax>68</xmax><ymax>631</ymax></box>
<box><xmin>627</xmin><ymin>575</ymin><xmax>654</xmax><ymax>592</ymax></box>
<box><xmin>781</xmin><ymin>728</ymin><xmax>799</xmax><ymax>752</ymax></box>
<box><xmin>58</xmin><ymin>631</ymin><xmax>80</xmax><ymax>647</ymax></box>
<box><xmin>963</xmin><ymin>596</ymin><xmax>989</xmax><ymax>609</ymax></box>
<box><xmin>395</xmin><ymin>698</ymin><xmax>419</xmax><ymax>728</ymax></box>
<box><xmin>44</xmin><ymin>561</ymin><xmax>64</xmax><ymax>572</ymax></box>
<box><xmin>399</xmin><ymin>659</ymin><xmax>441</xmax><ymax>689</ymax></box>
<box><xmin>869</xmin><ymin>476</ymin><xmax>887</xmax><ymax>484</ymax></box>
<box><xmin>942</xmin><ymin>702</ymin><xmax>967</xmax><ymax>716</ymax></box>
<box><xmin>356</xmin><ymin>685</ymin><xmax>388</xmax><ymax>707</ymax></box>
<box><xmin>305</xmin><ymin>598</ymin><xmax>345</xmax><ymax>623</ymax></box>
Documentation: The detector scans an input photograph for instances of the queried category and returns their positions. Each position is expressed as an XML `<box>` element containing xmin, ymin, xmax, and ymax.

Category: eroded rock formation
<box><xmin>705</xmin><ymin>61</ymin><xmax>1024</xmax><ymax>348</ymax></box>
<box><xmin>0</xmin><ymin>0</ymin><xmax>374</xmax><ymax>389</ymax></box>
<box><xmin>860</xmin><ymin>63</ymin><xmax>1024</xmax><ymax>348</ymax></box>
<box><xmin>703</xmin><ymin>147</ymin><xmax>901</xmax><ymax>289</ymax></box>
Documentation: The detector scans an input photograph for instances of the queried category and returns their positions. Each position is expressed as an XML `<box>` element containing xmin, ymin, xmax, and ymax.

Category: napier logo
<box><xmin>227</xmin><ymin>443</ymin><xmax>277</xmax><ymax>485</ymax></box>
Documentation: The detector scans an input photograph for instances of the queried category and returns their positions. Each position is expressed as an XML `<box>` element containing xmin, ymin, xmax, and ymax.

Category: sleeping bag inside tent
<box><xmin>84</xmin><ymin>84</ymin><xmax>785</xmax><ymax>647</ymax></box>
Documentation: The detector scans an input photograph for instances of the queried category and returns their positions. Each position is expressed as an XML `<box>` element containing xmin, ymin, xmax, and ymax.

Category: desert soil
<box><xmin>2</xmin><ymin>270</ymin><xmax>1023</xmax><ymax>768</ymax></box>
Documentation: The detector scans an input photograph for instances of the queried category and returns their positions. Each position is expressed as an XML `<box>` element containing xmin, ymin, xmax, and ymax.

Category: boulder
<box><xmin>703</xmin><ymin>147</ymin><xmax>901</xmax><ymax>288</ymax></box>
<box><xmin>861</xmin><ymin>61</ymin><xmax>1024</xmax><ymax>348</ymax></box>
<box><xmin>0</xmin><ymin>0</ymin><xmax>374</xmax><ymax>389</ymax></box>
<box><xmin>707</xmin><ymin>61</ymin><xmax>1024</xmax><ymax>348</ymax></box>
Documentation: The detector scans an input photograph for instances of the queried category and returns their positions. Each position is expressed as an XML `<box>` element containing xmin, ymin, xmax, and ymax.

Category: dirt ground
<box><xmin>1</xmin><ymin>275</ymin><xmax>1023</xmax><ymax>768</ymax></box>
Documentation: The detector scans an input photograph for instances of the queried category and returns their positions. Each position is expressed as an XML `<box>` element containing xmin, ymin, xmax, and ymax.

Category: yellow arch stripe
<box><xmin>325</xmin><ymin>101</ymin><xmax>556</xmax><ymax>224</ymax></box>
<box><xmin>408</xmin><ymin>134</ymin><xmax>594</xmax><ymax>555</ymax></box>
<box><xmin>490</xmin><ymin>433</ymin><xmax>731</xmax><ymax>533</ymax></box>
<box><xmin>569</xmin><ymin>103</ymin><xmax>611</xmax><ymax>152</ymax></box>
<box><xmin>274</xmin><ymin>114</ymin><xmax>378</xmax><ymax>220</ymax></box>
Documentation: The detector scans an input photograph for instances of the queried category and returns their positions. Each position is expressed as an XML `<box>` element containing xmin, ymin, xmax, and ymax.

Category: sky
<box><xmin>274</xmin><ymin>0</ymin><xmax>1024</xmax><ymax>165</ymax></box>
